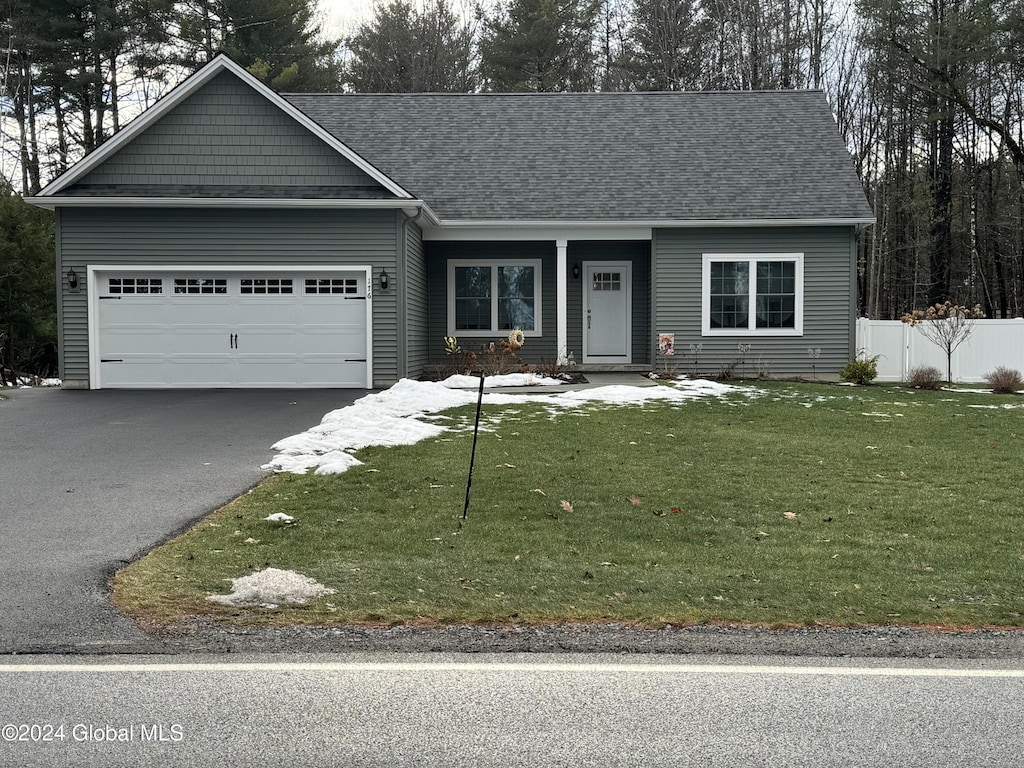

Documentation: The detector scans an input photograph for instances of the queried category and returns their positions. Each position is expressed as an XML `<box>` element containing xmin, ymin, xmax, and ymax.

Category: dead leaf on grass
<box><xmin>560</xmin><ymin>500</ymin><xmax>573</xmax><ymax>513</ymax></box>
<box><xmin>629</xmin><ymin>495</ymin><xmax>642</xmax><ymax>506</ymax></box>
<box><xmin>671</xmin><ymin>506</ymin><xmax>683</xmax><ymax>515</ymax></box>
<box><xmin>783</xmin><ymin>512</ymin><xmax>798</xmax><ymax>520</ymax></box>
<box><xmin>532</xmin><ymin>488</ymin><xmax>547</xmax><ymax>496</ymax></box>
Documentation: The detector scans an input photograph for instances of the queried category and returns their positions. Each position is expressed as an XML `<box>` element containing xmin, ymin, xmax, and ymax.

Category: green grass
<box><xmin>113</xmin><ymin>382</ymin><xmax>1024</xmax><ymax>629</ymax></box>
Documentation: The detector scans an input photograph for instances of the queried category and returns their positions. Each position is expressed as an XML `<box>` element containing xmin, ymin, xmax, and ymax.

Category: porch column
<box><xmin>556</xmin><ymin>238</ymin><xmax>568</xmax><ymax>364</ymax></box>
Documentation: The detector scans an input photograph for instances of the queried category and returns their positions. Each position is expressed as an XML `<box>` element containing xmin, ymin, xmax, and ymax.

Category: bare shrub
<box><xmin>534</xmin><ymin>357</ymin><xmax>576</xmax><ymax>381</ymax></box>
<box><xmin>904</xmin><ymin>365</ymin><xmax>943</xmax><ymax>390</ymax></box>
<box><xmin>901</xmin><ymin>301</ymin><xmax>984</xmax><ymax>384</ymax></box>
<box><xmin>476</xmin><ymin>339</ymin><xmax>530</xmax><ymax>376</ymax></box>
<box><xmin>984</xmin><ymin>366</ymin><xmax>1024</xmax><ymax>394</ymax></box>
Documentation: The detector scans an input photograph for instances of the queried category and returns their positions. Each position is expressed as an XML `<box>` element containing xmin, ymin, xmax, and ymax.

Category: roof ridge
<box><xmin>284</xmin><ymin>89</ymin><xmax>826</xmax><ymax>98</ymax></box>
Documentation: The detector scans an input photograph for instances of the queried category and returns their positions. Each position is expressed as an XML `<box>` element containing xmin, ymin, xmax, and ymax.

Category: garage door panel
<box><xmin>296</xmin><ymin>359</ymin><xmax>367</xmax><ymax>388</ymax></box>
<box><xmin>96</xmin><ymin>270</ymin><xmax>369</xmax><ymax>388</ymax></box>
<box><xmin>300</xmin><ymin>301</ymin><xmax>366</xmax><ymax>324</ymax></box>
<box><xmin>101</xmin><ymin>356</ymin><xmax>236</xmax><ymax>388</ymax></box>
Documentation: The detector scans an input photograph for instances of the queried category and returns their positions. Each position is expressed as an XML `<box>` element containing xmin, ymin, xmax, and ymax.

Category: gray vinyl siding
<box><xmin>653</xmin><ymin>226</ymin><xmax>856</xmax><ymax>377</ymax></box>
<box><xmin>566</xmin><ymin>241</ymin><xmax>651</xmax><ymax>366</ymax></box>
<box><xmin>404</xmin><ymin>220</ymin><xmax>428</xmax><ymax>378</ymax></box>
<box><xmin>425</xmin><ymin>242</ymin><xmax>558</xmax><ymax>366</ymax></box>
<box><xmin>57</xmin><ymin>207</ymin><xmax>399</xmax><ymax>387</ymax></box>
<box><xmin>73</xmin><ymin>72</ymin><xmax>384</xmax><ymax>192</ymax></box>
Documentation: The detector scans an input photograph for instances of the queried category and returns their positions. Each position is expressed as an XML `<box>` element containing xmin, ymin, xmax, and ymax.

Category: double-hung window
<box><xmin>701</xmin><ymin>253</ymin><xmax>803</xmax><ymax>336</ymax></box>
<box><xmin>448</xmin><ymin>260</ymin><xmax>542</xmax><ymax>336</ymax></box>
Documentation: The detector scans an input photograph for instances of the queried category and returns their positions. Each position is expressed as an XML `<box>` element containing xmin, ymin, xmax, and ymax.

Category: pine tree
<box><xmin>479</xmin><ymin>0</ymin><xmax>601</xmax><ymax>91</ymax></box>
<box><xmin>344</xmin><ymin>0</ymin><xmax>477</xmax><ymax>92</ymax></box>
<box><xmin>174</xmin><ymin>0</ymin><xmax>340</xmax><ymax>91</ymax></box>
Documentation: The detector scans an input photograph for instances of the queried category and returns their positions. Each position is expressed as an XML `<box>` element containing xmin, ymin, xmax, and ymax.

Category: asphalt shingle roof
<box><xmin>283</xmin><ymin>90</ymin><xmax>874</xmax><ymax>223</ymax></box>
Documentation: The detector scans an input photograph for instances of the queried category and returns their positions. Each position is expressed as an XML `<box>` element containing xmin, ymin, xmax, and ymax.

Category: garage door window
<box><xmin>305</xmin><ymin>278</ymin><xmax>358</xmax><ymax>295</ymax></box>
<box><xmin>241</xmin><ymin>278</ymin><xmax>293</xmax><ymax>295</ymax></box>
<box><xmin>174</xmin><ymin>278</ymin><xmax>227</xmax><ymax>295</ymax></box>
<box><xmin>108</xmin><ymin>278</ymin><xmax>163</xmax><ymax>295</ymax></box>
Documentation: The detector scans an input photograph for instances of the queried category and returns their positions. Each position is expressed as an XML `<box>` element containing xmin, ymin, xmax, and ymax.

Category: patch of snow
<box><xmin>264</xmin><ymin>379</ymin><xmax>528</xmax><ymax>475</ymax></box>
<box><xmin>265</xmin><ymin>377</ymin><xmax>749</xmax><ymax>476</ymax></box>
<box><xmin>14</xmin><ymin>377</ymin><xmax>61</xmax><ymax>388</ymax></box>
<box><xmin>264</xmin><ymin>512</ymin><xmax>295</xmax><ymax>523</ymax></box>
<box><xmin>442</xmin><ymin>373</ymin><xmax>564</xmax><ymax>388</ymax></box>
<box><xmin>206</xmin><ymin>567</ymin><xmax>335</xmax><ymax>609</ymax></box>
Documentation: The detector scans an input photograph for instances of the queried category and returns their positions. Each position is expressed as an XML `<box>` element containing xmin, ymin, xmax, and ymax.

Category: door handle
<box><xmin>229</xmin><ymin>333</ymin><xmax>238</xmax><ymax>349</ymax></box>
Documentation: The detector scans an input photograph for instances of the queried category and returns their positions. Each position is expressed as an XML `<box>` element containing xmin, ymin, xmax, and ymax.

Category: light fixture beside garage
<box><xmin>379</xmin><ymin>269</ymin><xmax>389</xmax><ymax>290</ymax></box>
<box><xmin>66</xmin><ymin>267</ymin><xmax>80</xmax><ymax>292</ymax></box>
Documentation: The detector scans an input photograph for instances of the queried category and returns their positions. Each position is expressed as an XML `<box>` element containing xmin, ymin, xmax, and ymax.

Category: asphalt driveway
<box><xmin>0</xmin><ymin>387</ymin><xmax>359</xmax><ymax>653</ymax></box>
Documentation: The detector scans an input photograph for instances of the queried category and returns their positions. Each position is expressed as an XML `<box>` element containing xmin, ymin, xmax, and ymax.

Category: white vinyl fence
<box><xmin>856</xmin><ymin>317</ymin><xmax>1024</xmax><ymax>383</ymax></box>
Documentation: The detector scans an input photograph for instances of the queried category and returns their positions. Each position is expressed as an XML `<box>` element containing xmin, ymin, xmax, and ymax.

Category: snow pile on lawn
<box><xmin>442</xmin><ymin>372</ymin><xmax>564</xmax><ymax>388</ymax></box>
<box><xmin>264</xmin><ymin>377</ymin><xmax>744</xmax><ymax>475</ymax></box>
<box><xmin>668</xmin><ymin>378</ymin><xmax>739</xmax><ymax>397</ymax></box>
<box><xmin>264</xmin><ymin>379</ymin><xmax>531</xmax><ymax>474</ymax></box>
<box><xmin>206</xmin><ymin>567</ymin><xmax>334</xmax><ymax>609</ymax></box>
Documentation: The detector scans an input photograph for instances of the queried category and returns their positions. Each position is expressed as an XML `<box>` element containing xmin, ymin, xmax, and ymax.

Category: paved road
<box><xmin>0</xmin><ymin>388</ymin><xmax>359</xmax><ymax>653</ymax></box>
<box><xmin>2</xmin><ymin>653</ymin><xmax>1023</xmax><ymax>767</ymax></box>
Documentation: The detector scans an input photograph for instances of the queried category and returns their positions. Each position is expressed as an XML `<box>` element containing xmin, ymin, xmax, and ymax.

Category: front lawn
<box><xmin>113</xmin><ymin>382</ymin><xmax>1024</xmax><ymax>629</ymax></box>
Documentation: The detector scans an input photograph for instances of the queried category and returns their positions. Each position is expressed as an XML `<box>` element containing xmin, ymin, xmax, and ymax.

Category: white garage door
<box><xmin>93</xmin><ymin>269</ymin><xmax>370</xmax><ymax>388</ymax></box>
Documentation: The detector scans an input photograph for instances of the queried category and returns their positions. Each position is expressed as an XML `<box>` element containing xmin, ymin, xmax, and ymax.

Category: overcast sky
<box><xmin>318</xmin><ymin>0</ymin><xmax>486</xmax><ymax>39</ymax></box>
<box><xmin>319</xmin><ymin>0</ymin><xmax>375</xmax><ymax>36</ymax></box>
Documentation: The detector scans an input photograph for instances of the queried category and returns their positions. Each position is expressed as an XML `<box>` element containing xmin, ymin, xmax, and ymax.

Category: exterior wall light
<box><xmin>572</xmin><ymin>263</ymin><xmax>580</xmax><ymax>280</ymax></box>
<box><xmin>380</xmin><ymin>269</ymin><xmax>389</xmax><ymax>290</ymax></box>
<box><xmin>67</xmin><ymin>267</ymin><xmax>80</xmax><ymax>291</ymax></box>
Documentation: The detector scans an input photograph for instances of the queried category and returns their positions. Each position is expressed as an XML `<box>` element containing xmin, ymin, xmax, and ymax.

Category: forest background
<box><xmin>1</xmin><ymin>0</ymin><xmax>1022</xmax><ymax>379</ymax></box>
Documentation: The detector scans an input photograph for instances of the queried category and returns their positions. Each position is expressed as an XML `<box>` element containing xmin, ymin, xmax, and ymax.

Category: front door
<box><xmin>583</xmin><ymin>262</ymin><xmax>632</xmax><ymax>364</ymax></box>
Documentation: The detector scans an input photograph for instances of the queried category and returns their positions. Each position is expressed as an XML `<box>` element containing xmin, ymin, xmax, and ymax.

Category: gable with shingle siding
<box><xmin>69</xmin><ymin>72</ymin><xmax>393</xmax><ymax>198</ymax></box>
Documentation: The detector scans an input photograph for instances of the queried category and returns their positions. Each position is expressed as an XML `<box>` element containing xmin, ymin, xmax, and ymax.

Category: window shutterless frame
<box><xmin>446</xmin><ymin>259</ymin><xmax>543</xmax><ymax>337</ymax></box>
<box><xmin>701</xmin><ymin>253</ymin><xmax>804</xmax><ymax>336</ymax></box>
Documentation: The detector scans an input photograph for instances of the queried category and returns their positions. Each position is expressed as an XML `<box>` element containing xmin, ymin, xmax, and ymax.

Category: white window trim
<box><xmin>447</xmin><ymin>259</ymin><xmax>543</xmax><ymax>337</ymax></box>
<box><xmin>701</xmin><ymin>253</ymin><xmax>804</xmax><ymax>337</ymax></box>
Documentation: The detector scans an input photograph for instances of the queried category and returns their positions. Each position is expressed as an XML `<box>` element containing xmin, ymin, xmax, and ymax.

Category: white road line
<box><xmin>1</xmin><ymin>662</ymin><xmax>1023</xmax><ymax>677</ymax></box>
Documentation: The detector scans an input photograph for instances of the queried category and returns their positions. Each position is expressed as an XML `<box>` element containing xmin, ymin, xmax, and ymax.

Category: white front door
<box><xmin>583</xmin><ymin>262</ymin><xmax>632</xmax><ymax>364</ymax></box>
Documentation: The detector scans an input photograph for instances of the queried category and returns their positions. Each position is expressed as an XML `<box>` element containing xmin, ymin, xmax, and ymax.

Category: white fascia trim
<box><xmin>423</xmin><ymin>224</ymin><xmax>654</xmax><ymax>242</ymax></box>
<box><xmin>28</xmin><ymin>197</ymin><xmax>437</xmax><ymax>218</ymax></box>
<box><xmin>422</xmin><ymin>217</ymin><xmax>875</xmax><ymax>241</ymax></box>
<box><xmin>35</xmin><ymin>55</ymin><xmax>413</xmax><ymax>200</ymax></box>
<box><xmin>87</xmin><ymin>264</ymin><xmax>374</xmax><ymax>389</ymax></box>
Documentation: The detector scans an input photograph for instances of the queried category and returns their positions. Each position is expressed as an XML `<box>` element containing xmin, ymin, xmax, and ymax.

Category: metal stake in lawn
<box><xmin>460</xmin><ymin>372</ymin><xmax>486</xmax><ymax>527</ymax></box>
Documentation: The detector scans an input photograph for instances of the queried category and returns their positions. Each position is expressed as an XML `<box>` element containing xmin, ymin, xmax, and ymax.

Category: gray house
<box><xmin>29</xmin><ymin>54</ymin><xmax>874</xmax><ymax>390</ymax></box>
